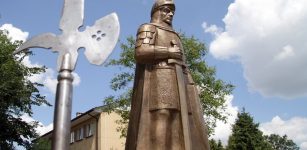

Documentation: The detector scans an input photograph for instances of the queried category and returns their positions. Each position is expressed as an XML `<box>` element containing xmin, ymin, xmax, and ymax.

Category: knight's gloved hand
<box><xmin>168</xmin><ymin>47</ymin><xmax>183</xmax><ymax>60</ymax></box>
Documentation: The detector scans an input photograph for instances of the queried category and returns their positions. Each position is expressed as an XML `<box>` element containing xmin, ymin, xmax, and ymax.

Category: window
<box><xmin>84</xmin><ymin>123</ymin><xmax>95</xmax><ymax>137</ymax></box>
<box><xmin>79</xmin><ymin>127</ymin><xmax>84</xmax><ymax>140</ymax></box>
<box><xmin>75</xmin><ymin>128</ymin><xmax>84</xmax><ymax>141</ymax></box>
<box><xmin>70</xmin><ymin>131</ymin><xmax>75</xmax><ymax>143</ymax></box>
<box><xmin>72</xmin><ymin>123</ymin><xmax>95</xmax><ymax>142</ymax></box>
<box><xmin>89</xmin><ymin>123</ymin><xmax>94</xmax><ymax>136</ymax></box>
<box><xmin>84</xmin><ymin>124</ymin><xmax>90</xmax><ymax>137</ymax></box>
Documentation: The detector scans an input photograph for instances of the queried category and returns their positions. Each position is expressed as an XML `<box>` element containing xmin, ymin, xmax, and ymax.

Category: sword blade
<box><xmin>175</xmin><ymin>64</ymin><xmax>192</xmax><ymax>150</ymax></box>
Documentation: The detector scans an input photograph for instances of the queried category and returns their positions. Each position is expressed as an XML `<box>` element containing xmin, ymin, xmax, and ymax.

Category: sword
<box><xmin>14</xmin><ymin>0</ymin><xmax>120</xmax><ymax>149</ymax></box>
<box><xmin>170</xmin><ymin>40</ymin><xmax>192</xmax><ymax>150</ymax></box>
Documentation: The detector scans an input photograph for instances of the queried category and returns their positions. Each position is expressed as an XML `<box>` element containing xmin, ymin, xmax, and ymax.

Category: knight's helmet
<box><xmin>151</xmin><ymin>0</ymin><xmax>175</xmax><ymax>16</ymax></box>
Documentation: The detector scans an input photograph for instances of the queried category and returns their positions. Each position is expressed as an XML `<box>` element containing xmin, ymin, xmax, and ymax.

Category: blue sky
<box><xmin>1</xmin><ymin>0</ymin><xmax>307</xmax><ymax>148</ymax></box>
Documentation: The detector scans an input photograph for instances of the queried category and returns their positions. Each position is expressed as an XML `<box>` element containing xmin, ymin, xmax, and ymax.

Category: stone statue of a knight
<box><xmin>125</xmin><ymin>0</ymin><xmax>210</xmax><ymax>149</ymax></box>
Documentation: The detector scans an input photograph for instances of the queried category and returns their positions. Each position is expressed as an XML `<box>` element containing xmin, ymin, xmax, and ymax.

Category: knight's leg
<box><xmin>169</xmin><ymin>110</ymin><xmax>183</xmax><ymax>150</ymax></box>
<box><xmin>150</xmin><ymin>109</ymin><xmax>171</xmax><ymax>150</ymax></box>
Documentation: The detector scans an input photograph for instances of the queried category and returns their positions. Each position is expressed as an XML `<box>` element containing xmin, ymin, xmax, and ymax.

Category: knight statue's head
<box><xmin>150</xmin><ymin>0</ymin><xmax>176</xmax><ymax>27</ymax></box>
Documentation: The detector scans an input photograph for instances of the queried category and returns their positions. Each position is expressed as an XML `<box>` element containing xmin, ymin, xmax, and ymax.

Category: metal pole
<box><xmin>52</xmin><ymin>53</ymin><xmax>74</xmax><ymax>150</ymax></box>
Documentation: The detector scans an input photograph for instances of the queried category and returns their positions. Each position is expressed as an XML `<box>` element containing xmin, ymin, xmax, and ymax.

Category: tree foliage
<box><xmin>209</xmin><ymin>139</ymin><xmax>225</xmax><ymax>150</ymax></box>
<box><xmin>227</xmin><ymin>109</ymin><xmax>272</xmax><ymax>150</ymax></box>
<box><xmin>31</xmin><ymin>138</ymin><xmax>51</xmax><ymax>150</ymax></box>
<box><xmin>264</xmin><ymin>134</ymin><xmax>299</xmax><ymax>150</ymax></box>
<box><xmin>208</xmin><ymin>109</ymin><xmax>300</xmax><ymax>150</ymax></box>
<box><xmin>0</xmin><ymin>30</ymin><xmax>51</xmax><ymax>149</ymax></box>
<box><xmin>103</xmin><ymin>34</ymin><xmax>234</xmax><ymax>137</ymax></box>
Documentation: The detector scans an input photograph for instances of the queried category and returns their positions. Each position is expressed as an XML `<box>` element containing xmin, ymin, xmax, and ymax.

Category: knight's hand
<box><xmin>168</xmin><ymin>47</ymin><xmax>182</xmax><ymax>59</ymax></box>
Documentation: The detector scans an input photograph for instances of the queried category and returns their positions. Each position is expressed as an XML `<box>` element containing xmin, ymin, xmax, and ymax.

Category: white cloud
<box><xmin>0</xmin><ymin>24</ymin><xmax>29</xmax><ymax>42</ymax></box>
<box><xmin>41</xmin><ymin>69</ymin><xmax>58</xmax><ymax>94</ymax></box>
<box><xmin>35</xmin><ymin>69</ymin><xmax>81</xmax><ymax>94</ymax></box>
<box><xmin>41</xmin><ymin>70</ymin><xmax>81</xmax><ymax>94</ymax></box>
<box><xmin>204</xmin><ymin>0</ymin><xmax>307</xmax><ymax>98</ymax></box>
<box><xmin>211</xmin><ymin>95</ymin><xmax>239</xmax><ymax>145</ymax></box>
<box><xmin>260</xmin><ymin>116</ymin><xmax>307</xmax><ymax>149</ymax></box>
<box><xmin>72</xmin><ymin>72</ymin><xmax>81</xmax><ymax>86</ymax></box>
<box><xmin>274</xmin><ymin>45</ymin><xmax>295</xmax><ymax>61</ymax></box>
<box><xmin>36</xmin><ymin>123</ymin><xmax>53</xmax><ymax>136</ymax></box>
<box><xmin>20</xmin><ymin>114</ymin><xmax>53</xmax><ymax>136</ymax></box>
<box><xmin>202</xmin><ymin>22</ymin><xmax>223</xmax><ymax>37</ymax></box>
<box><xmin>301</xmin><ymin>142</ymin><xmax>307</xmax><ymax>150</ymax></box>
<box><xmin>21</xmin><ymin>56</ymin><xmax>41</xmax><ymax>68</ymax></box>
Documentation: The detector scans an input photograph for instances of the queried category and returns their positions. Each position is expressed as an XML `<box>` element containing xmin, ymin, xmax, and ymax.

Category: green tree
<box><xmin>0</xmin><ymin>30</ymin><xmax>51</xmax><ymax>149</ymax></box>
<box><xmin>31</xmin><ymin>138</ymin><xmax>51</xmax><ymax>150</ymax></box>
<box><xmin>264</xmin><ymin>134</ymin><xmax>299</xmax><ymax>150</ymax></box>
<box><xmin>103</xmin><ymin>34</ymin><xmax>234</xmax><ymax>138</ymax></box>
<box><xmin>210</xmin><ymin>139</ymin><xmax>225</xmax><ymax>150</ymax></box>
<box><xmin>227</xmin><ymin>109</ymin><xmax>272</xmax><ymax>150</ymax></box>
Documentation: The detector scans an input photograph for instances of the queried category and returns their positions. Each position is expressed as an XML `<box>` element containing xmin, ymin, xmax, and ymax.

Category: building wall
<box><xmin>39</xmin><ymin>111</ymin><xmax>125</xmax><ymax>150</ymax></box>
<box><xmin>98</xmin><ymin>112</ymin><xmax>125</xmax><ymax>150</ymax></box>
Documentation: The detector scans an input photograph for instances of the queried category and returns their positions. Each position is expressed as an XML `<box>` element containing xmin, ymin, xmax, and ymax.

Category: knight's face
<box><xmin>159</xmin><ymin>5</ymin><xmax>175</xmax><ymax>25</ymax></box>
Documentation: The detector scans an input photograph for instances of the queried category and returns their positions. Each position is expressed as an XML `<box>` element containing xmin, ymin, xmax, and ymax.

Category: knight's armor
<box><xmin>135</xmin><ymin>23</ymin><xmax>193</xmax><ymax>111</ymax></box>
